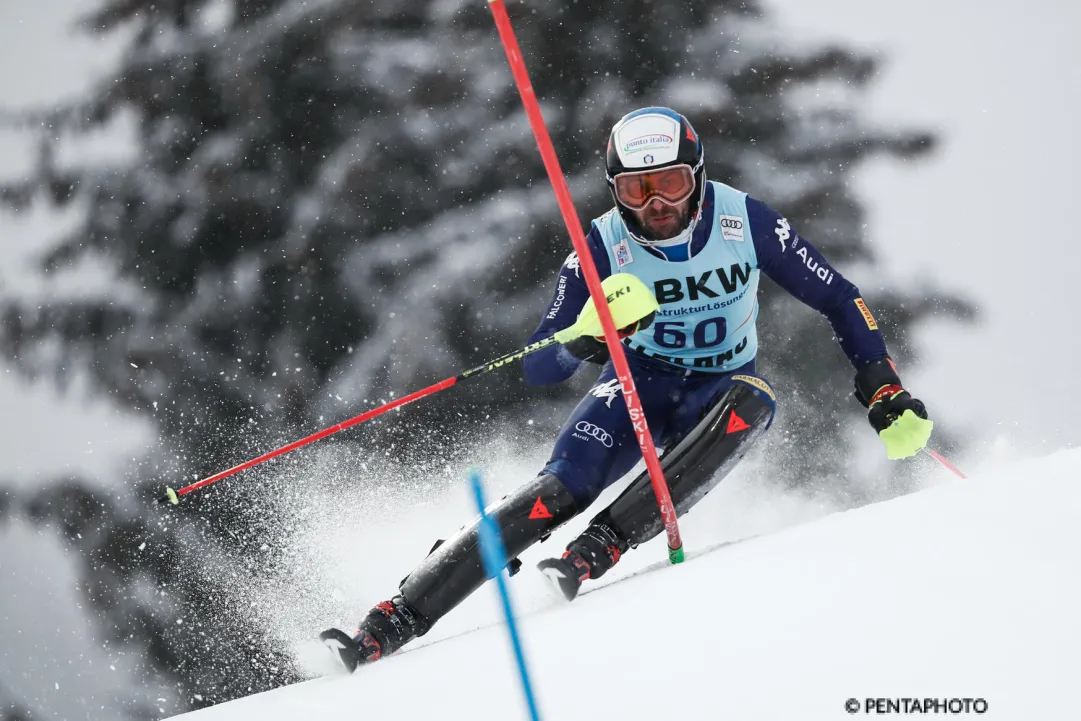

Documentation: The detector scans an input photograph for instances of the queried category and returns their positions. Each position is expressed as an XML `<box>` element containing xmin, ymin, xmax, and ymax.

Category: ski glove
<box><xmin>854</xmin><ymin>357</ymin><xmax>933</xmax><ymax>460</ymax></box>
<box><xmin>564</xmin><ymin>335</ymin><xmax>609</xmax><ymax>364</ymax></box>
<box><xmin>563</xmin><ymin>312</ymin><xmax>656</xmax><ymax>365</ymax></box>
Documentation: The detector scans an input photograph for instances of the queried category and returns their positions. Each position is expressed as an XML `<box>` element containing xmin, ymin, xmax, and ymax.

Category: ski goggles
<box><xmin>611</xmin><ymin>164</ymin><xmax>696</xmax><ymax>211</ymax></box>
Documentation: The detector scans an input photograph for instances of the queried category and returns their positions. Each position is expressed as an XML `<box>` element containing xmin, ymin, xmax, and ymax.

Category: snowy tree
<box><xmin>0</xmin><ymin>0</ymin><xmax>970</xmax><ymax>711</ymax></box>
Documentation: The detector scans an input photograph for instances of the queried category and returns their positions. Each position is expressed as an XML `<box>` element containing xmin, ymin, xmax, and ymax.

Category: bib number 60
<box><xmin>653</xmin><ymin>317</ymin><xmax>727</xmax><ymax>349</ymax></box>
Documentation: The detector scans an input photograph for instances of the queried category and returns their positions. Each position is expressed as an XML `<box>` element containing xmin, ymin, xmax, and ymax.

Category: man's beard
<box><xmin>638</xmin><ymin>203</ymin><xmax>690</xmax><ymax>240</ymax></box>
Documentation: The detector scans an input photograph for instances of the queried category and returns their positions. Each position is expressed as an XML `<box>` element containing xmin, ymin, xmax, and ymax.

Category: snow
<box><xmin>169</xmin><ymin>449</ymin><xmax>1080</xmax><ymax>720</ymax></box>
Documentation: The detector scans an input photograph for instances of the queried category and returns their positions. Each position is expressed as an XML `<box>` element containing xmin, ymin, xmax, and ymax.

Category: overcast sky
<box><xmin>773</xmin><ymin>0</ymin><xmax>1081</xmax><ymax>459</ymax></box>
<box><xmin>0</xmin><ymin>1</ymin><xmax>1077</xmax><ymax>718</ymax></box>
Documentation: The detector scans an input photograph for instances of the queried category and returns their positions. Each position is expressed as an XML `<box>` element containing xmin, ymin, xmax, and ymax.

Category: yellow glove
<box><xmin>869</xmin><ymin>385</ymin><xmax>934</xmax><ymax>460</ymax></box>
<box><xmin>854</xmin><ymin>357</ymin><xmax>933</xmax><ymax>460</ymax></box>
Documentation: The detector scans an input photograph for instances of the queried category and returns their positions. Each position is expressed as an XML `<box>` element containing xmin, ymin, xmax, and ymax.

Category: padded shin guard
<box><xmin>399</xmin><ymin>473</ymin><xmax>578</xmax><ymax>629</ymax></box>
<box><xmin>594</xmin><ymin>378</ymin><xmax>775</xmax><ymax>547</ymax></box>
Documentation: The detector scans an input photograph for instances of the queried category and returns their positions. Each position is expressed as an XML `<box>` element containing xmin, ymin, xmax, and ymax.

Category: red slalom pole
<box><xmin>487</xmin><ymin>0</ymin><xmax>684</xmax><ymax>562</ymax></box>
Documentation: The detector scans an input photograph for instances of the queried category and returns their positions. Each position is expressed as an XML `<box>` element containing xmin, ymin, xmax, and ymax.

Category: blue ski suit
<box><xmin>522</xmin><ymin>181</ymin><xmax>889</xmax><ymax>505</ymax></box>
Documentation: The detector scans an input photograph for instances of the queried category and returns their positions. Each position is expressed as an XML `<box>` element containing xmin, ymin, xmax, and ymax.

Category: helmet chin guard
<box><xmin>605</xmin><ymin>107</ymin><xmax>706</xmax><ymax>246</ymax></box>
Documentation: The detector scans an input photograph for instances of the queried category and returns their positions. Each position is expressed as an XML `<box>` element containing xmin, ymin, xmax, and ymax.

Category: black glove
<box><xmin>565</xmin><ymin>336</ymin><xmax>609</xmax><ymax>364</ymax></box>
<box><xmin>563</xmin><ymin>311</ymin><xmax>655</xmax><ymax>366</ymax></box>
<box><xmin>854</xmin><ymin>357</ymin><xmax>933</xmax><ymax>459</ymax></box>
<box><xmin>865</xmin><ymin>388</ymin><xmax>927</xmax><ymax>432</ymax></box>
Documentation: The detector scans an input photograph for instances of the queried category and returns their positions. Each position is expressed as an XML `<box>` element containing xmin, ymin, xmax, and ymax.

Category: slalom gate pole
<box><xmin>922</xmin><ymin>447</ymin><xmax>968</xmax><ymax>479</ymax></box>
<box><xmin>470</xmin><ymin>470</ymin><xmax>543</xmax><ymax>721</ymax></box>
<box><xmin>158</xmin><ymin>335</ymin><xmax>562</xmax><ymax>505</ymax></box>
<box><xmin>486</xmin><ymin>0</ymin><xmax>685</xmax><ymax>563</ymax></box>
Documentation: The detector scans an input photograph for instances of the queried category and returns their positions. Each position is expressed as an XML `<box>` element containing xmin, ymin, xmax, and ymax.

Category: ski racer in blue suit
<box><xmin>321</xmin><ymin>107</ymin><xmax>933</xmax><ymax>671</ymax></box>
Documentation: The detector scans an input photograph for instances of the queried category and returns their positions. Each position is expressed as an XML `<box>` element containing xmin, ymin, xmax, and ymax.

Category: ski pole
<box><xmin>159</xmin><ymin>337</ymin><xmax>558</xmax><ymax>505</ymax></box>
<box><xmin>921</xmin><ymin>446</ymin><xmax>968</xmax><ymax>479</ymax></box>
<box><xmin>158</xmin><ymin>276</ymin><xmax>658</xmax><ymax>506</ymax></box>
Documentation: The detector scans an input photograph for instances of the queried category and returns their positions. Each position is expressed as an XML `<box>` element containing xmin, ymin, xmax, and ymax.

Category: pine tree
<box><xmin>0</xmin><ymin>0</ymin><xmax>970</xmax><ymax>709</ymax></box>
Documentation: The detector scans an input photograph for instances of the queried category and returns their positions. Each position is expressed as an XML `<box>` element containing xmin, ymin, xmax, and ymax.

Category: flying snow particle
<box><xmin>138</xmin><ymin>542</ymin><xmax>147</xmax><ymax>551</ymax></box>
<box><xmin>130</xmin><ymin>363</ymin><xmax>138</xmax><ymax>368</ymax></box>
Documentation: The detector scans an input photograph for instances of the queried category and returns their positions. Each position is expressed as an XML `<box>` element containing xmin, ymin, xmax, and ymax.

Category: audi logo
<box><xmin>575</xmin><ymin>421</ymin><xmax>613</xmax><ymax>447</ymax></box>
<box><xmin>720</xmin><ymin>218</ymin><xmax>743</xmax><ymax>229</ymax></box>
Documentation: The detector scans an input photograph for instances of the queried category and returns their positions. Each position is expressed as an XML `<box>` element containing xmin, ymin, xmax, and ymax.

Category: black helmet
<box><xmin>605</xmin><ymin>107</ymin><xmax>706</xmax><ymax>246</ymax></box>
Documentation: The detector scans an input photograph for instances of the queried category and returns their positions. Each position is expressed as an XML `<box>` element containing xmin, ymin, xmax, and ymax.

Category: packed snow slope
<box><xmin>172</xmin><ymin>450</ymin><xmax>1081</xmax><ymax>721</ymax></box>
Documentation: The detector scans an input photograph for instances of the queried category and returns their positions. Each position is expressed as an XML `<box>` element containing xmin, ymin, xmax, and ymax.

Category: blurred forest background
<box><xmin>0</xmin><ymin>0</ymin><xmax>975</xmax><ymax>717</ymax></box>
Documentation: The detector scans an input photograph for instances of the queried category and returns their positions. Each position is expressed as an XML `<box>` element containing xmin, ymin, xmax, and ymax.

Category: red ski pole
<box><xmin>487</xmin><ymin>0</ymin><xmax>684</xmax><ymax>563</ymax></box>
<box><xmin>922</xmin><ymin>447</ymin><xmax>968</xmax><ymax>479</ymax></box>
<box><xmin>158</xmin><ymin>335</ymin><xmax>561</xmax><ymax>505</ymax></box>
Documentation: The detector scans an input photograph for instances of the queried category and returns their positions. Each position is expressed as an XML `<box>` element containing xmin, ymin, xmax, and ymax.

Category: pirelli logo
<box><xmin>855</xmin><ymin>298</ymin><xmax>878</xmax><ymax>331</ymax></box>
<box><xmin>731</xmin><ymin>375</ymin><xmax>776</xmax><ymax>401</ymax></box>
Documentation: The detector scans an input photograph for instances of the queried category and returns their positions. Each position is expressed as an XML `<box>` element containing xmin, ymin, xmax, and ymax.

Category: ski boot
<box><xmin>320</xmin><ymin>595</ymin><xmax>427</xmax><ymax>672</ymax></box>
<box><xmin>538</xmin><ymin>521</ymin><xmax>628</xmax><ymax>601</ymax></box>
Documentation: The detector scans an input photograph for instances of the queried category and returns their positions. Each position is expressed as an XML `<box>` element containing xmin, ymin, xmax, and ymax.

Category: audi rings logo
<box><xmin>720</xmin><ymin>218</ymin><xmax>743</xmax><ymax>229</ymax></box>
<box><xmin>575</xmin><ymin>421</ymin><xmax>613</xmax><ymax>447</ymax></box>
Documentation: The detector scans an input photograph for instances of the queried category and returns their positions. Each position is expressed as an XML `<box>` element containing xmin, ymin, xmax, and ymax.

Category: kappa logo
<box><xmin>574</xmin><ymin>421</ymin><xmax>614</xmax><ymax>448</ymax></box>
<box><xmin>590</xmin><ymin>379</ymin><xmax>623</xmax><ymax>408</ymax></box>
<box><xmin>564</xmin><ymin>251</ymin><xmax>581</xmax><ymax>278</ymax></box>
<box><xmin>775</xmin><ymin>217</ymin><xmax>791</xmax><ymax>253</ymax></box>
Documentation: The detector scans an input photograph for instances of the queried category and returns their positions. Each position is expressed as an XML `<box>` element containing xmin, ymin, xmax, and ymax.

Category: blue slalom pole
<box><xmin>469</xmin><ymin>470</ymin><xmax>543</xmax><ymax>721</ymax></box>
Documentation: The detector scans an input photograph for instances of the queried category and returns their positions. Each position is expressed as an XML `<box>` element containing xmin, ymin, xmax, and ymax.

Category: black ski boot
<box><xmin>320</xmin><ymin>595</ymin><xmax>428</xmax><ymax>672</ymax></box>
<box><xmin>538</xmin><ymin>521</ymin><xmax>629</xmax><ymax>601</ymax></box>
<box><xmin>537</xmin><ymin>552</ymin><xmax>591</xmax><ymax>601</ymax></box>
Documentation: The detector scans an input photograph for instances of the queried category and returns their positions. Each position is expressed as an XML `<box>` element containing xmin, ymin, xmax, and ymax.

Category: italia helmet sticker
<box><xmin>613</xmin><ymin>113</ymin><xmax>681</xmax><ymax>169</ymax></box>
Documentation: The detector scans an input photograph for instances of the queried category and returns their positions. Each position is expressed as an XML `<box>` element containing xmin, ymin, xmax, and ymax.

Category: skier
<box><xmin>321</xmin><ymin>107</ymin><xmax>933</xmax><ymax>670</ymax></box>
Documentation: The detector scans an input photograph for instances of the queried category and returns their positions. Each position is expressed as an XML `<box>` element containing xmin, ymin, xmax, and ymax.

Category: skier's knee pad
<box><xmin>729</xmin><ymin>374</ymin><xmax>777</xmax><ymax>429</ymax></box>
<box><xmin>398</xmin><ymin>472</ymin><xmax>579</xmax><ymax>629</ymax></box>
<box><xmin>595</xmin><ymin>376</ymin><xmax>776</xmax><ymax>547</ymax></box>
